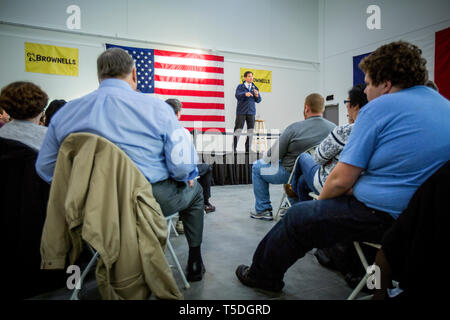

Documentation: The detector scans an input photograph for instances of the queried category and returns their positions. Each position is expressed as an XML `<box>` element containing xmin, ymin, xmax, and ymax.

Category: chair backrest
<box><xmin>0</xmin><ymin>137</ymin><xmax>66</xmax><ymax>299</ymax></box>
<box><xmin>305</xmin><ymin>145</ymin><xmax>318</xmax><ymax>156</ymax></box>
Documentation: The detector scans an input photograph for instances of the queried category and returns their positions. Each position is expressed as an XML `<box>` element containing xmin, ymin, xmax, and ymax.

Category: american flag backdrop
<box><xmin>105</xmin><ymin>44</ymin><xmax>225</xmax><ymax>132</ymax></box>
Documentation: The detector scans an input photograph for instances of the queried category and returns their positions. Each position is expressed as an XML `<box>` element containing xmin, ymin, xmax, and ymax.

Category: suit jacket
<box><xmin>40</xmin><ymin>133</ymin><xmax>183</xmax><ymax>300</ymax></box>
<box><xmin>235</xmin><ymin>82</ymin><xmax>262</xmax><ymax>115</ymax></box>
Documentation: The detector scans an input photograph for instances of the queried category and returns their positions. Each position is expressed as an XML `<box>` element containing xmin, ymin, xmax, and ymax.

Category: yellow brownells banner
<box><xmin>240</xmin><ymin>68</ymin><xmax>272</xmax><ymax>92</ymax></box>
<box><xmin>25</xmin><ymin>42</ymin><xmax>79</xmax><ymax>76</ymax></box>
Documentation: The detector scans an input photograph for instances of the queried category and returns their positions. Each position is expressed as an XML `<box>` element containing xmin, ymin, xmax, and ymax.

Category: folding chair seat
<box><xmin>274</xmin><ymin>145</ymin><xmax>317</xmax><ymax>220</ymax></box>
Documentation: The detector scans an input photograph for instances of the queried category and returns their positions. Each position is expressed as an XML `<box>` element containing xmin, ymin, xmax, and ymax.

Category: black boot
<box><xmin>186</xmin><ymin>246</ymin><xmax>206</xmax><ymax>282</ymax></box>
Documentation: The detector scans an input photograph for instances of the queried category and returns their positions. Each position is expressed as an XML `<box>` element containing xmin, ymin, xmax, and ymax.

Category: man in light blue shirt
<box><xmin>235</xmin><ymin>41</ymin><xmax>450</xmax><ymax>293</ymax></box>
<box><xmin>36</xmin><ymin>47</ymin><xmax>206</xmax><ymax>282</ymax></box>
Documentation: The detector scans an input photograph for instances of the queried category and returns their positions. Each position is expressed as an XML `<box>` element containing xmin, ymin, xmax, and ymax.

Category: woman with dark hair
<box><xmin>0</xmin><ymin>81</ymin><xmax>49</xmax><ymax>150</ymax></box>
<box><xmin>43</xmin><ymin>99</ymin><xmax>67</xmax><ymax>127</ymax></box>
<box><xmin>286</xmin><ymin>84</ymin><xmax>368</xmax><ymax>202</ymax></box>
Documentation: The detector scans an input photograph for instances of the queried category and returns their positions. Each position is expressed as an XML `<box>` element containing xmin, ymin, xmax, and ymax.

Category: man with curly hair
<box><xmin>0</xmin><ymin>81</ymin><xmax>48</xmax><ymax>150</ymax></box>
<box><xmin>235</xmin><ymin>41</ymin><xmax>450</xmax><ymax>293</ymax></box>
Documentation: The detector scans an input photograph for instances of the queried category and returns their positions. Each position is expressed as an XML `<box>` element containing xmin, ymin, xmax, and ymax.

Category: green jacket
<box><xmin>40</xmin><ymin>133</ymin><xmax>183</xmax><ymax>300</ymax></box>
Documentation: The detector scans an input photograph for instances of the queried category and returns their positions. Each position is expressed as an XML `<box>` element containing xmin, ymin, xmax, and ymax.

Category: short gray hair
<box><xmin>97</xmin><ymin>47</ymin><xmax>135</xmax><ymax>81</ymax></box>
<box><xmin>165</xmin><ymin>98</ymin><xmax>183</xmax><ymax>115</ymax></box>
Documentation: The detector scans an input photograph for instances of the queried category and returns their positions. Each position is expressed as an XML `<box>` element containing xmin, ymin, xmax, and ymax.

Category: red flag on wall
<box><xmin>435</xmin><ymin>27</ymin><xmax>450</xmax><ymax>100</ymax></box>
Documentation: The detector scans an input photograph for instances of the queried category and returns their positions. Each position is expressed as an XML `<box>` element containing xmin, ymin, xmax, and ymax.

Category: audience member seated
<box><xmin>35</xmin><ymin>47</ymin><xmax>206</xmax><ymax>282</ymax></box>
<box><xmin>0</xmin><ymin>82</ymin><xmax>68</xmax><ymax>299</ymax></box>
<box><xmin>43</xmin><ymin>99</ymin><xmax>67</xmax><ymax>127</ymax></box>
<box><xmin>235</xmin><ymin>41</ymin><xmax>450</xmax><ymax>293</ymax></box>
<box><xmin>165</xmin><ymin>98</ymin><xmax>216</xmax><ymax>234</ymax></box>
<box><xmin>250</xmin><ymin>93</ymin><xmax>336</xmax><ymax>221</ymax></box>
<box><xmin>286</xmin><ymin>84</ymin><xmax>368</xmax><ymax>202</ymax></box>
<box><xmin>0</xmin><ymin>81</ymin><xmax>48</xmax><ymax>150</ymax></box>
<box><xmin>165</xmin><ymin>98</ymin><xmax>216</xmax><ymax>213</ymax></box>
<box><xmin>0</xmin><ymin>106</ymin><xmax>10</xmax><ymax>128</ymax></box>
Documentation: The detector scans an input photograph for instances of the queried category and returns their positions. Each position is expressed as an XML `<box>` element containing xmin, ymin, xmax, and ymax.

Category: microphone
<box><xmin>250</xmin><ymin>83</ymin><xmax>258</xmax><ymax>95</ymax></box>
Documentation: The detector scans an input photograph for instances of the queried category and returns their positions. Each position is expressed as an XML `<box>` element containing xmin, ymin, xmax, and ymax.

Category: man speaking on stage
<box><xmin>233</xmin><ymin>71</ymin><xmax>262</xmax><ymax>152</ymax></box>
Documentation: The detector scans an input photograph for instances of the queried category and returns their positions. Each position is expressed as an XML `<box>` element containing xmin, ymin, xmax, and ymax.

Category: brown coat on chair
<box><xmin>40</xmin><ymin>133</ymin><xmax>183</xmax><ymax>300</ymax></box>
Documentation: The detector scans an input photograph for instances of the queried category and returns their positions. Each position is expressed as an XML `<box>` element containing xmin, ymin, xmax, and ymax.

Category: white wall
<box><xmin>0</xmin><ymin>0</ymin><xmax>321</xmax><ymax>152</ymax></box>
<box><xmin>320</xmin><ymin>0</ymin><xmax>450</xmax><ymax>125</ymax></box>
<box><xmin>4</xmin><ymin>1</ymin><xmax>447</xmax><ymax>150</ymax></box>
<box><xmin>0</xmin><ymin>0</ymin><xmax>319</xmax><ymax>61</ymax></box>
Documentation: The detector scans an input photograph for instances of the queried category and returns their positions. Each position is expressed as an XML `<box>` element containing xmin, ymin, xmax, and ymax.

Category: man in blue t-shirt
<box><xmin>235</xmin><ymin>41</ymin><xmax>450</xmax><ymax>293</ymax></box>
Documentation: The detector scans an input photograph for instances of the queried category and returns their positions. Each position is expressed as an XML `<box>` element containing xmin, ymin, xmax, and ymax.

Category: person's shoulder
<box><xmin>135</xmin><ymin>91</ymin><xmax>166</xmax><ymax>104</ymax></box>
<box><xmin>286</xmin><ymin>120</ymin><xmax>303</xmax><ymax>130</ymax></box>
<box><xmin>323</xmin><ymin>117</ymin><xmax>337</xmax><ymax>127</ymax></box>
<box><xmin>35</xmin><ymin>122</ymin><xmax>48</xmax><ymax>133</ymax></box>
<box><xmin>310</xmin><ymin>116</ymin><xmax>336</xmax><ymax>128</ymax></box>
<box><xmin>334</xmin><ymin>123</ymin><xmax>353</xmax><ymax>135</ymax></box>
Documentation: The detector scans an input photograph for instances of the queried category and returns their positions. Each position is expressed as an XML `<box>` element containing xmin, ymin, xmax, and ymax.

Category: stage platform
<box><xmin>198</xmin><ymin>151</ymin><xmax>263</xmax><ymax>185</ymax></box>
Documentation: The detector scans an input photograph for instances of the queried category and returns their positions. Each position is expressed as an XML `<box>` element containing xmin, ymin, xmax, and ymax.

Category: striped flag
<box><xmin>105</xmin><ymin>44</ymin><xmax>225</xmax><ymax>132</ymax></box>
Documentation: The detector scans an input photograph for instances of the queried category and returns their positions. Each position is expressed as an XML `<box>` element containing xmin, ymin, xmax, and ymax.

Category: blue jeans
<box><xmin>252</xmin><ymin>159</ymin><xmax>291</xmax><ymax>213</ymax></box>
<box><xmin>290</xmin><ymin>153</ymin><xmax>319</xmax><ymax>202</ymax></box>
<box><xmin>248</xmin><ymin>196</ymin><xmax>394</xmax><ymax>282</ymax></box>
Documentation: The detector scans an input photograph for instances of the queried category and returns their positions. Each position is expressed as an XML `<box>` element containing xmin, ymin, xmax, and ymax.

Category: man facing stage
<box><xmin>233</xmin><ymin>71</ymin><xmax>262</xmax><ymax>152</ymax></box>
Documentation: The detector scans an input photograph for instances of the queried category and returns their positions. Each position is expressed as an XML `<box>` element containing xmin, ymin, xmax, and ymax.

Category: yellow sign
<box><xmin>240</xmin><ymin>68</ymin><xmax>272</xmax><ymax>92</ymax></box>
<box><xmin>25</xmin><ymin>42</ymin><xmax>79</xmax><ymax>76</ymax></box>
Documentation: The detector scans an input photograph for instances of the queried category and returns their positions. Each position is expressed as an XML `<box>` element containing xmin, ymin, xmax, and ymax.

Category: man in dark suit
<box><xmin>233</xmin><ymin>71</ymin><xmax>262</xmax><ymax>152</ymax></box>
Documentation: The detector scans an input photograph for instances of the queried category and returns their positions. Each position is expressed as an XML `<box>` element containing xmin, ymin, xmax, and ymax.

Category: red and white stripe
<box><xmin>153</xmin><ymin>49</ymin><xmax>225</xmax><ymax>132</ymax></box>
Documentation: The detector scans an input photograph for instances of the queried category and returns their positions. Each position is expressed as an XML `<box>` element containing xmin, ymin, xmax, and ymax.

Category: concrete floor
<box><xmin>32</xmin><ymin>184</ymin><xmax>360</xmax><ymax>300</ymax></box>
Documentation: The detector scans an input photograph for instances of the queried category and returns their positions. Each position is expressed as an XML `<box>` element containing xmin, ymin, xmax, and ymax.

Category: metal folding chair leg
<box><xmin>166</xmin><ymin>239</ymin><xmax>190</xmax><ymax>289</ymax></box>
<box><xmin>165</xmin><ymin>213</ymin><xmax>190</xmax><ymax>289</ymax></box>
<box><xmin>70</xmin><ymin>251</ymin><xmax>100</xmax><ymax>300</ymax></box>
<box><xmin>167</xmin><ymin>216</ymin><xmax>179</xmax><ymax>237</ymax></box>
<box><xmin>347</xmin><ymin>241</ymin><xmax>381</xmax><ymax>300</ymax></box>
<box><xmin>348</xmin><ymin>273</ymin><xmax>371</xmax><ymax>300</ymax></box>
<box><xmin>274</xmin><ymin>193</ymin><xmax>287</xmax><ymax>221</ymax></box>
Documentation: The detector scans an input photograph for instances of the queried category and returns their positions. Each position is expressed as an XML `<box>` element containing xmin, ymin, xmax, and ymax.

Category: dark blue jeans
<box><xmin>248</xmin><ymin>196</ymin><xmax>395</xmax><ymax>282</ymax></box>
<box><xmin>290</xmin><ymin>153</ymin><xmax>319</xmax><ymax>202</ymax></box>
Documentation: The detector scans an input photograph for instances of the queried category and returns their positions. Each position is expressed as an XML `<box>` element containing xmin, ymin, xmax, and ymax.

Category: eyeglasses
<box><xmin>344</xmin><ymin>100</ymin><xmax>351</xmax><ymax>104</ymax></box>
